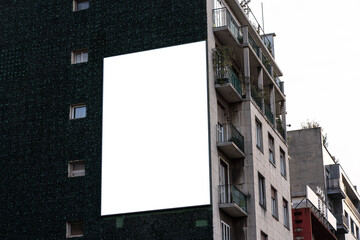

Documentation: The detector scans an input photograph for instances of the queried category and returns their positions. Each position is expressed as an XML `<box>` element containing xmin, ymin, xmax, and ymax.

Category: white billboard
<box><xmin>101</xmin><ymin>41</ymin><xmax>210</xmax><ymax>216</ymax></box>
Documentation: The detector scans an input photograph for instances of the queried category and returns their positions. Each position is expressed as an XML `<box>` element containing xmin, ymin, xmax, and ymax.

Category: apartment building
<box><xmin>288</xmin><ymin>128</ymin><xmax>360</xmax><ymax>240</ymax></box>
<box><xmin>0</xmin><ymin>0</ymin><xmax>291</xmax><ymax>239</ymax></box>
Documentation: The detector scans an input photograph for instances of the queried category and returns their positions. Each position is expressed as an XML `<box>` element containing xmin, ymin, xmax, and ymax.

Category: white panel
<box><xmin>306</xmin><ymin>185</ymin><xmax>319</xmax><ymax>210</ymax></box>
<box><xmin>327</xmin><ymin>209</ymin><xmax>337</xmax><ymax>230</ymax></box>
<box><xmin>101</xmin><ymin>41</ymin><xmax>210</xmax><ymax>216</ymax></box>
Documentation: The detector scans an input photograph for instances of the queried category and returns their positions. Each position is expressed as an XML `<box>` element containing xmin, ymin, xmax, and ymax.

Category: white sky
<box><xmin>248</xmin><ymin>0</ymin><xmax>360</xmax><ymax>187</ymax></box>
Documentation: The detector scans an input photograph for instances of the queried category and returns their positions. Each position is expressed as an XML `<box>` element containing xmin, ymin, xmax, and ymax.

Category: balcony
<box><xmin>213</xmin><ymin>8</ymin><xmax>243</xmax><ymax>48</ymax></box>
<box><xmin>326</xmin><ymin>178</ymin><xmax>346</xmax><ymax>199</ymax></box>
<box><xmin>250</xmin><ymin>87</ymin><xmax>263</xmax><ymax>110</ymax></box>
<box><xmin>219</xmin><ymin>184</ymin><xmax>247</xmax><ymax>217</ymax></box>
<box><xmin>215</xmin><ymin>67</ymin><xmax>244</xmax><ymax>103</ymax></box>
<box><xmin>335</xmin><ymin>214</ymin><xmax>349</xmax><ymax>234</ymax></box>
<box><xmin>265</xmin><ymin>105</ymin><xmax>274</xmax><ymax>125</ymax></box>
<box><xmin>217</xmin><ymin>123</ymin><xmax>245</xmax><ymax>159</ymax></box>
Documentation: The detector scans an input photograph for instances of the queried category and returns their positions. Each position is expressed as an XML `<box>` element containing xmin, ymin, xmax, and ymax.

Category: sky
<box><xmin>248</xmin><ymin>0</ymin><xmax>360</xmax><ymax>187</ymax></box>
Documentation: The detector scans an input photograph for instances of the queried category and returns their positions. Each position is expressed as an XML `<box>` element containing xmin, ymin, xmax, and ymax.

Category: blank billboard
<box><xmin>101</xmin><ymin>41</ymin><xmax>210</xmax><ymax>216</ymax></box>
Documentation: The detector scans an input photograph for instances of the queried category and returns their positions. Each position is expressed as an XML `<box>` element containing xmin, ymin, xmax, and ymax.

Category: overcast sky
<box><xmin>248</xmin><ymin>0</ymin><xmax>360</xmax><ymax>187</ymax></box>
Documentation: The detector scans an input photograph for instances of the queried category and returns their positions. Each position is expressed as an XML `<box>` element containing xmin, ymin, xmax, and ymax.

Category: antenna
<box><xmin>261</xmin><ymin>2</ymin><xmax>265</xmax><ymax>33</ymax></box>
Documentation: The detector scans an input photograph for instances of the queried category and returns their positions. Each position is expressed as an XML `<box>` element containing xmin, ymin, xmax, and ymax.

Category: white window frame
<box><xmin>68</xmin><ymin>160</ymin><xmax>85</xmax><ymax>177</ymax></box>
<box><xmin>283</xmin><ymin>198</ymin><xmax>289</xmax><ymax>228</ymax></box>
<box><xmin>259</xmin><ymin>173</ymin><xmax>266</xmax><ymax>208</ymax></box>
<box><xmin>71</xmin><ymin>49</ymin><xmax>88</xmax><ymax>64</ymax></box>
<box><xmin>256</xmin><ymin>119</ymin><xmax>263</xmax><ymax>150</ymax></box>
<box><xmin>73</xmin><ymin>0</ymin><xmax>89</xmax><ymax>11</ymax></box>
<box><xmin>66</xmin><ymin>221</ymin><xmax>84</xmax><ymax>238</ymax></box>
<box><xmin>221</xmin><ymin>221</ymin><xmax>230</xmax><ymax>240</ymax></box>
<box><xmin>280</xmin><ymin>148</ymin><xmax>286</xmax><ymax>177</ymax></box>
<box><xmin>70</xmin><ymin>104</ymin><xmax>87</xmax><ymax>119</ymax></box>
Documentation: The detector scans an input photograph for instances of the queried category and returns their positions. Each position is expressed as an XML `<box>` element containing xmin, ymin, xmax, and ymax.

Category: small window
<box><xmin>268</xmin><ymin>134</ymin><xmax>275</xmax><ymax>165</ymax></box>
<box><xmin>221</xmin><ymin>221</ymin><xmax>230</xmax><ymax>240</ymax></box>
<box><xmin>280</xmin><ymin>148</ymin><xmax>286</xmax><ymax>177</ymax></box>
<box><xmin>66</xmin><ymin>221</ymin><xmax>84</xmax><ymax>238</ymax></box>
<box><xmin>345</xmin><ymin>211</ymin><xmax>349</xmax><ymax>227</ymax></box>
<box><xmin>261</xmin><ymin>231</ymin><xmax>268</xmax><ymax>240</ymax></box>
<box><xmin>283</xmin><ymin>198</ymin><xmax>289</xmax><ymax>228</ymax></box>
<box><xmin>356</xmin><ymin>225</ymin><xmax>359</xmax><ymax>239</ymax></box>
<box><xmin>351</xmin><ymin>218</ymin><xmax>355</xmax><ymax>235</ymax></box>
<box><xmin>70</xmin><ymin>104</ymin><xmax>86</xmax><ymax>119</ymax></box>
<box><xmin>258</xmin><ymin>173</ymin><xmax>266</xmax><ymax>208</ymax></box>
<box><xmin>256</xmin><ymin>119</ymin><xmax>263</xmax><ymax>150</ymax></box>
<box><xmin>71</xmin><ymin>49</ymin><xmax>88</xmax><ymax>64</ymax></box>
<box><xmin>68</xmin><ymin>161</ymin><xmax>85</xmax><ymax>177</ymax></box>
<box><xmin>73</xmin><ymin>0</ymin><xmax>89</xmax><ymax>11</ymax></box>
<box><xmin>271</xmin><ymin>186</ymin><xmax>278</xmax><ymax>219</ymax></box>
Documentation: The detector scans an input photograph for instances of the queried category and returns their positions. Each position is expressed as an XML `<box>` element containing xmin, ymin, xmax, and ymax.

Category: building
<box><xmin>0</xmin><ymin>0</ymin><xmax>291</xmax><ymax>239</ymax></box>
<box><xmin>288</xmin><ymin>128</ymin><xmax>360</xmax><ymax>240</ymax></box>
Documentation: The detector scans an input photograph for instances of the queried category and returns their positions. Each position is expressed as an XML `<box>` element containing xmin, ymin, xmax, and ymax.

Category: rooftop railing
<box><xmin>219</xmin><ymin>184</ymin><xmax>247</xmax><ymax>212</ymax></box>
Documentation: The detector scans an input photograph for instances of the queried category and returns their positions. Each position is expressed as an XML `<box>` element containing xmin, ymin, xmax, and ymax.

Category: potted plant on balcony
<box><xmin>212</xmin><ymin>46</ymin><xmax>235</xmax><ymax>84</ymax></box>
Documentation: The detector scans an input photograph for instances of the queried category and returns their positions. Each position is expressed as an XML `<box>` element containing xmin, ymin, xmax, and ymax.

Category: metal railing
<box><xmin>248</xmin><ymin>34</ymin><xmax>260</xmax><ymax>57</ymax></box>
<box><xmin>276</xmin><ymin>121</ymin><xmax>285</xmax><ymax>139</ymax></box>
<box><xmin>326</xmin><ymin>178</ymin><xmax>341</xmax><ymax>191</ymax></box>
<box><xmin>219</xmin><ymin>184</ymin><xmax>247</xmax><ymax>212</ymax></box>
<box><xmin>251</xmin><ymin>88</ymin><xmax>263</xmax><ymax>110</ymax></box>
<box><xmin>217</xmin><ymin>123</ymin><xmax>245</xmax><ymax>153</ymax></box>
<box><xmin>213</xmin><ymin>8</ymin><xmax>243</xmax><ymax>44</ymax></box>
<box><xmin>262</xmin><ymin>55</ymin><xmax>272</xmax><ymax>76</ymax></box>
<box><xmin>215</xmin><ymin>67</ymin><xmax>243</xmax><ymax>96</ymax></box>
<box><xmin>265</xmin><ymin>105</ymin><xmax>274</xmax><ymax>125</ymax></box>
<box><xmin>336</xmin><ymin>214</ymin><xmax>349</xmax><ymax>230</ymax></box>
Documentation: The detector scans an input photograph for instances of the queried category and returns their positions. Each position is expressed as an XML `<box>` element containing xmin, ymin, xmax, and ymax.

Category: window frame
<box><xmin>258</xmin><ymin>173</ymin><xmax>266</xmax><ymax>209</ymax></box>
<box><xmin>70</xmin><ymin>104</ymin><xmax>87</xmax><ymax>119</ymax></box>
<box><xmin>73</xmin><ymin>0</ymin><xmax>89</xmax><ymax>11</ymax></box>
<box><xmin>271</xmin><ymin>186</ymin><xmax>278</xmax><ymax>219</ymax></box>
<box><xmin>221</xmin><ymin>221</ymin><xmax>230</xmax><ymax>240</ymax></box>
<box><xmin>280</xmin><ymin>148</ymin><xmax>286</xmax><ymax>178</ymax></box>
<box><xmin>66</xmin><ymin>221</ymin><xmax>84</xmax><ymax>238</ymax></box>
<box><xmin>71</xmin><ymin>49</ymin><xmax>88</xmax><ymax>64</ymax></box>
<box><xmin>260</xmin><ymin>231</ymin><xmax>268</xmax><ymax>240</ymax></box>
<box><xmin>283</xmin><ymin>198</ymin><xmax>289</xmax><ymax>229</ymax></box>
<box><xmin>256</xmin><ymin>119</ymin><xmax>263</xmax><ymax>151</ymax></box>
<box><xmin>68</xmin><ymin>160</ymin><xmax>85</xmax><ymax>177</ymax></box>
<box><xmin>268</xmin><ymin>133</ymin><xmax>275</xmax><ymax>165</ymax></box>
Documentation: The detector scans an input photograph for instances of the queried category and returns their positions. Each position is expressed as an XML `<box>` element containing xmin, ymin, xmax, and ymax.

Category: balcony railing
<box><xmin>215</xmin><ymin>67</ymin><xmax>243</xmax><ymax>97</ymax></box>
<box><xmin>326</xmin><ymin>178</ymin><xmax>346</xmax><ymax>199</ymax></box>
<box><xmin>265</xmin><ymin>105</ymin><xmax>274</xmax><ymax>125</ymax></box>
<box><xmin>251</xmin><ymin>88</ymin><xmax>263</xmax><ymax>110</ymax></box>
<box><xmin>219</xmin><ymin>184</ymin><xmax>247</xmax><ymax>217</ymax></box>
<box><xmin>213</xmin><ymin>8</ymin><xmax>243</xmax><ymax>44</ymax></box>
<box><xmin>262</xmin><ymin>55</ymin><xmax>272</xmax><ymax>76</ymax></box>
<box><xmin>336</xmin><ymin>214</ymin><xmax>349</xmax><ymax>233</ymax></box>
<box><xmin>248</xmin><ymin>34</ymin><xmax>260</xmax><ymax>57</ymax></box>
<box><xmin>217</xmin><ymin>123</ymin><xmax>245</xmax><ymax>154</ymax></box>
<box><xmin>276</xmin><ymin>121</ymin><xmax>286</xmax><ymax>139</ymax></box>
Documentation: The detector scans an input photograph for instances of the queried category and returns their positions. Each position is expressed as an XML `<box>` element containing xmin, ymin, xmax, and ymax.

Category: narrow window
<box><xmin>280</xmin><ymin>148</ymin><xmax>286</xmax><ymax>177</ymax></box>
<box><xmin>70</xmin><ymin>104</ymin><xmax>87</xmax><ymax>119</ymax></box>
<box><xmin>345</xmin><ymin>211</ymin><xmax>349</xmax><ymax>227</ymax></box>
<box><xmin>68</xmin><ymin>161</ymin><xmax>85</xmax><ymax>177</ymax></box>
<box><xmin>66</xmin><ymin>221</ymin><xmax>84</xmax><ymax>238</ymax></box>
<box><xmin>71</xmin><ymin>49</ymin><xmax>88</xmax><ymax>64</ymax></box>
<box><xmin>351</xmin><ymin>218</ymin><xmax>355</xmax><ymax>235</ymax></box>
<box><xmin>271</xmin><ymin>187</ymin><xmax>278</xmax><ymax>219</ymax></box>
<box><xmin>258</xmin><ymin>173</ymin><xmax>266</xmax><ymax>208</ymax></box>
<box><xmin>356</xmin><ymin>225</ymin><xmax>359</xmax><ymax>239</ymax></box>
<box><xmin>221</xmin><ymin>221</ymin><xmax>230</xmax><ymax>240</ymax></box>
<box><xmin>268</xmin><ymin>134</ymin><xmax>275</xmax><ymax>165</ymax></box>
<box><xmin>73</xmin><ymin>0</ymin><xmax>89</xmax><ymax>11</ymax></box>
<box><xmin>256</xmin><ymin>119</ymin><xmax>263</xmax><ymax>150</ymax></box>
<box><xmin>261</xmin><ymin>231</ymin><xmax>267</xmax><ymax>240</ymax></box>
<box><xmin>283</xmin><ymin>198</ymin><xmax>289</xmax><ymax>228</ymax></box>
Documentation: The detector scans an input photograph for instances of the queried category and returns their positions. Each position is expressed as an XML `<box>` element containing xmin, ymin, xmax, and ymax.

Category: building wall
<box><xmin>0</xmin><ymin>0</ymin><xmax>211</xmax><ymax>239</ymax></box>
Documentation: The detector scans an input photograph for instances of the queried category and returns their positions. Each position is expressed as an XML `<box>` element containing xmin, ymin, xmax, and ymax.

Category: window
<box><xmin>351</xmin><ymin>218</ymin><xmax>355</xmax><ymax>235</ymax></box>
<box><xmin>221</xmin><ymin>221</ymin><xmax>230</xmax><ymax>240</ymax></box>
<box><xmin>261</xmin><ymin>231</ymin><xmax>267</xmax><ymax>240</ymax></box>
<box><xmin>258</xmin><ymin>173</ymin><xmax>266</xmax><ymax>208</ymax></box>
<box><xmin>268</xmin><ymin>134</ymin><xmax>275</xmax><ymax>165</ymax></box>
<box><xmin>217</xmin><ymin>122</ymin><xmax>224</xmax><ymax>142</ymax></box>
<box><xmin>256</xmin><ymin>119</ymin><xmax>263</xmax><ymax>150</ymax></box>
<box><xmin>283</xmin><ymin>198</ymin><xmax>289</xmax><ymax>228</ymax></box>
<box><xmin>280</xmin><ymin>148</ymin><xmax>286</xmax><ymax>177</ymax></box>
<box><xmin>71</xmin><ymin>49</ymin><xmax>88</xmax><ymax>64</ymax></box>
<box><xmin>68</xmin><ymin>161</ymin><xmax>85</xmax><ymax>177</ymax></box>
<box><xmin>356</xmin><ymin>225</ymin><xmax>359</xmax><ymax>240</ymax></box>
<box><xmin>345</xmin><ymin>211</ymin><xmax>349</xmax><ymax>227</ymax></box>
<box><xmin>66</xmin><ymin>221</ymin><xmax>84</xmax><ymax>238</ymax></box>
<box><xmin>271</xmin><ymin>187</ymin><xmax>278</xmax><ymax>219</ymax></box>
<box><xmin>70</xmin><ymin>104</ymin><xmax>86</xmax><ymax>119</ymax></box>
<box><xmin>73</xmin><ymin>0</ymin><xmax>89</xmax><ymax>11</ymax></box>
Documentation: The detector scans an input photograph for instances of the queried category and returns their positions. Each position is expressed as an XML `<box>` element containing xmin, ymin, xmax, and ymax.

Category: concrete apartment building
<box><xmin>288</xmin><ymin>128</ymin><xmax>360</xmax><ymax>240</ymax></box>
<box><xmin>0</xmin><ymin>0</ymin><xmax>292</xmax><ymax>239</ymax></box>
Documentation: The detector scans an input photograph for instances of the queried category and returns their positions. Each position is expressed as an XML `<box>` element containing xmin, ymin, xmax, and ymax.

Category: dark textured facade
<box><xmin>0</xmin><ymin>1</ymin><xmax>211</xmax><ymax>239</ymax></box>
